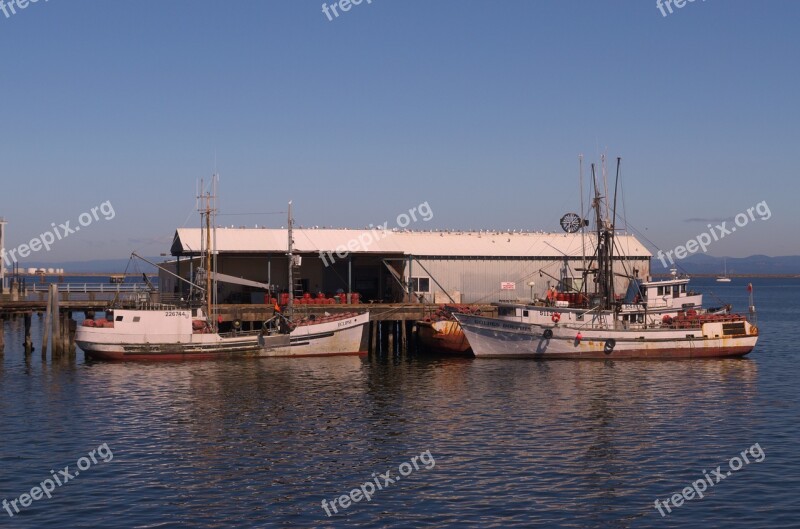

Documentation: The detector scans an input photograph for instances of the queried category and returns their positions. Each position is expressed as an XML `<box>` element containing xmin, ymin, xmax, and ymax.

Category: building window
<box><xmin>411</xmin><ymin>277</ymin><xmax>430</xmax><ymax>293</ymax></box>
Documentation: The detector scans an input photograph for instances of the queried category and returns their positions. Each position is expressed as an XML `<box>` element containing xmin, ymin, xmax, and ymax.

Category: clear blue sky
<box><xmin>1</xmin><ymin>0</ymin><xmax>797</xmax><ymax>263</ymax></box>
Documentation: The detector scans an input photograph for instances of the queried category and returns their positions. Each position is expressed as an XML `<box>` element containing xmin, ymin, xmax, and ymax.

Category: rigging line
<box><xmin>217</xmin><ymin>211</ymin><xmax>286</xmax><ymax>217</ymax></box>
<box><xmin>110</xmin><ymin>255</ymin><xmax>134</xmax><ymax>307</ymax></box>
<box><xmin>605</xmin><ymin>207</ymin><xmax>737</xmax><ymax>304</ymax></box>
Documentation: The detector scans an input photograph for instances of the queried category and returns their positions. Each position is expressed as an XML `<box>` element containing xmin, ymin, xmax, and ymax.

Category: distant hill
<box><xmin>13</xmin><ymin>257</ymin><xmax>161</xmax><ymax>274</ymax></box>
<box><xmin>13</xmin><ymin>254</ymin><xmax>800</xmax><ymax>276</ymax></box>
<box><xmin>651</xmin><ymin>254</ymin><xmax>800</xmax><ymax>276</ymax></box>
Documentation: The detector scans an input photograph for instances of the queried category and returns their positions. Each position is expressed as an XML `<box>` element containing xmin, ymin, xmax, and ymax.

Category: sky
<box><xmin>1</xmin><ymin>0</ymin><xmax>798</xmax><ymax>265</ymax></box>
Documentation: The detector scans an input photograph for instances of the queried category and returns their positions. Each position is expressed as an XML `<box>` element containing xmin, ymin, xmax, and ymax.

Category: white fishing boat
<box><xmin>76</xmin><ymin>178</ymin><xmax>369</xmax><ymax>361</ymax></box>
<box><xmin>454</xmin><ymin>158</ymin><xmax>758</xmax><ymax>360</ymax></box>
<box><xmin>77</xmin><ymin>307</ymin><xmax>369</xmax><ymax>361</ymax></box>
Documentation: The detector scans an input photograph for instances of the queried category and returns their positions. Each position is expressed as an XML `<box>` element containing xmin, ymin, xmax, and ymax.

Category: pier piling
<box><xmin>51</xmin><ymin>285</ymin><xmax>61</xmax><ymax>357</ymax></box>
<box><xmin>24</xmin><ymin>312</ymin><xmax>32</xmax><ymax>354</ymax></box>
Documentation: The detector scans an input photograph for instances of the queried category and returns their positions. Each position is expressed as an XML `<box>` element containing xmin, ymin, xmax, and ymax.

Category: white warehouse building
<box><xmin>161</xmin><ymin>228</ymin><xmax>652</xmax><ymax>305</ymax></box>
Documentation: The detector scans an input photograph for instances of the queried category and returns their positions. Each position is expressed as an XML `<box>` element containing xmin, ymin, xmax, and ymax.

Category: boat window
<box><xmin>498</xmin><ymin>307</ymin><xmax>513</xmax><ymax>316</ymax></box>
<box><xmin>115</xmin><ymin>316</ymin><xmax>123</xmax><ymax>321</ymax></box>
<box><xmin>133</xmin><ymin>316</ymin><xmax>140</xmax><ymax>323</ymax></box>
<box><xmin>523</xmin><ymin>310</ymin><xmax>529</xmax><ymax>317</ymax></box>
<box><xmin>681</xmin><ymin>284</ymin><xmax>687</xmax><ymax>293</ymax></box>
<box><xmin>657</xmin><ymin>286</ymin><xmax>664</xmax><ymax>296</ymax></box>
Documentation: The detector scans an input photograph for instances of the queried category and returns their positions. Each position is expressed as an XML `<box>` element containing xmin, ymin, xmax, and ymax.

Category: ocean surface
<box><xmin>0</xmin><ymin>278</ymin><xmax>797</xmax><ymax>528</ymax></box>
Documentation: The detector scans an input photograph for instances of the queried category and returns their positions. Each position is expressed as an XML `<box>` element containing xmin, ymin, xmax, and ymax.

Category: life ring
<box><xmin>551</xmin><ymin>313</ymin><xmax>561</xmax><ymax>323</ymax></box>
<box><xmin>233</xmin><ymin>319</ymin><xmax>242</xmax><ymax>329</ymax></box>
<box><xmin>543</xmin><ymin>329</ymin><xmax>553</xmax><ymax>339</ymax></box>
<box><xmin>604</xmin><ymin>338</ymin><xmax>616</xmax><ymax>354</ymax></box>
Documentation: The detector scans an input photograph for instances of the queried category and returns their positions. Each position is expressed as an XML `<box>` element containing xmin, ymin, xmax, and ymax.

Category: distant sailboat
<box><xmin>716</xmin><ymin>258</ymin><xmax>732</xmax><ymax>282</ymax></box>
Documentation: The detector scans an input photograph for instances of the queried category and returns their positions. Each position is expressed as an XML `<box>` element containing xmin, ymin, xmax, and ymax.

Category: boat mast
<box><xmin>609</xmin><ymin>157</ymin><xmax>621</xmax><ymax>304</ymax></box>
<box><xmin>579</xmin><ymin>155</ymin><xmax>587</xmax><ymax>297</ymax></box>
<box><xmin>287</xmin><ymin>201</ymin><xmax>294</xmax><ymax>317</ymax></box>
<box><xmin>590</xmin><ymin>162</ymin><xmax>614</xmax><ymax>310</ymax></box>
<box><xmin>198</xmin><ymin>177</ymin><xmax>217</xmax><ymax>325</ymax></box>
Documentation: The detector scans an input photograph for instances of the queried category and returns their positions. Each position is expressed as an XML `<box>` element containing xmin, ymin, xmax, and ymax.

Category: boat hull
<box><xmin>77</xmin><ymin>312</ymin><xmax>370</xmax><ymax>361</ymax></box>
<box><xmin>454</xmin><ymin>314</ymin><xmax>758</xmax><ymax>359</ymax></box>
<box><xmin>417</xmin><ymin>320</ymin><xmax>473</xmax><ymax>355</ymax></box>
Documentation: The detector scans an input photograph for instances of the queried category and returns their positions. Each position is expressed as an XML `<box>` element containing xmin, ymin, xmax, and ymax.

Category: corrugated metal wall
<box><xmin>409</xmin><ymin>257</ymin><xmax>651</xmax><ymax>304</ymax></box>
<box><xmin>160</xmin><ymin>253</ymin><xmax>650</xmax><ymax>305</ymax></box>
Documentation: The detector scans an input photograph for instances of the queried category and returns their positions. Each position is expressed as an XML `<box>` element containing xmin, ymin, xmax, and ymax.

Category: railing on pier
<box><xmin>30</xmin><ymin>283</ymin><xmax>154</xmax><ymax>294</ymax></box>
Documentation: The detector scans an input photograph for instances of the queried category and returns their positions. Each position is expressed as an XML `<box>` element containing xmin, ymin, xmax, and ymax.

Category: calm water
<box><xmin>0</xmin><ymin>278</ymin><xmax>797</xmax><ymax>528</ymax></box>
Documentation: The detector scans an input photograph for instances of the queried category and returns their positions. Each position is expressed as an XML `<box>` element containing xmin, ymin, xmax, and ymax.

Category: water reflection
<box><xmin>0</xmin><ymin>279</ymin><xmax>792</xmax><ymax>529</ymax></box>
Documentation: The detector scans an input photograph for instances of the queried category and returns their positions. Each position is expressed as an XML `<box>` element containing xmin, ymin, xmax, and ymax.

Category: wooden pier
<box><xmin>0</xmin><ymin>287</ymin><xmax>496</xmax><ymax>356</ymax></box>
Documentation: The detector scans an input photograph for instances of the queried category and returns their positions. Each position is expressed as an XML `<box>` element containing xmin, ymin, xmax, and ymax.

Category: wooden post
<box><xmin>42</xmin><ymin>286</ymin><xmax>52</xmax><ymax>358</ymax></box>
<box><xmin>0</xmin><ymin>317</ymin><xmax>4</xmax><ymax>353</ymax></box>
<box><xmin>59</xmin><ymin>312</ymin><xmax>69</xmax><ymax>354</ymax></box>
<box><xmin>67</xmin><ymin>313</ymin><xmax>77</xmax><ymax>356</ymax></box>
<box><xmin>370</xmin><ymin>321</ymin><xmax>377</xmax><ymax>354</ymax></box>
<box><xmin>380</xmin><ymin>321</ymin><xmax>389</xmax><ymax>353</ymax></box>
<box><xmin>401</xmin><ymin>320</ymin><xmax>408</xmax><ymax>352</ymax></box>
<box><xmin>24</xmin><ymin>312</ymin><xmax>32</xmax><ymax>354</ymax></box>
<box><xmin>52</xmin><ymin>285</ymin><xmax>61</xmax><ymax>356</ymax></box>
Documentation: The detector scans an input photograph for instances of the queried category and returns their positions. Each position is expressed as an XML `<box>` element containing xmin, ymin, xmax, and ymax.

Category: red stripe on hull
<box><xmin>84</xmin><ymin>350</ymin><xmax>368</xmax><ymax>362</ymax></box>
<box><xmin>478</xmin><ymin>346</ymin><xmax>754</xmax><ymax>360</ymax></box>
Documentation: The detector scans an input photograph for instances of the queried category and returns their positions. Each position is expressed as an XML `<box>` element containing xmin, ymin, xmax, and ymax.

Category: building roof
<box><xmin>171</xmin><ymin>228</ymin><xmax>651</xmax><ymax>259</ymax></box>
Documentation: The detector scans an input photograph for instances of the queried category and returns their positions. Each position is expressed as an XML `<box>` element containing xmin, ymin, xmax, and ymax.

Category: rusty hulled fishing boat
<box><xmin>455</xmin><ymin>158</ymin><xmax>759</xmax><ymax>359</ymax></box>
<box><xmin>417</xmin><ymin>305</ymin><xmax>477</xmax><ymax>355</ymax></box>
